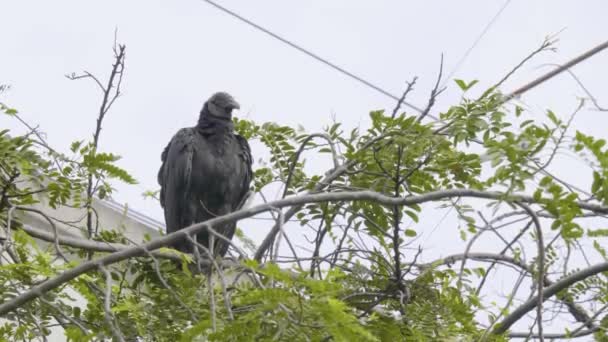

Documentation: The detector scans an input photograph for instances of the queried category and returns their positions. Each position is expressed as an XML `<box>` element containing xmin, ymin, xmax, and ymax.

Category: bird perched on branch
<box><xmin>157</xmin><ymin>92</ymin><xmax>252</xmax><ymax>257</ymax></box>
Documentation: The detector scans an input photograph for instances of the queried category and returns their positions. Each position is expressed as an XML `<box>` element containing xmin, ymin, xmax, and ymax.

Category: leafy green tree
<box><xmin>1</xmin><ymin>38</ymin><xmax>607</xmax><ymax>341</ymax></box>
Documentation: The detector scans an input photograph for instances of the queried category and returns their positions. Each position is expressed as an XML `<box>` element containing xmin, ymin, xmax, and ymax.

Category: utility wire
<box><xmin>441</xmin><ymin>0</ymin><xmax>513</xmax><ymax>88</ymax></box>
<box><xmin>199</xmin><ymin>0</ymin><xmax>425</xmax><ymax>114</ymax></box>
<box><xmin>201</xmin><ymin>1</ymin><xmax>608</xmax><ymax>122</ymax></box>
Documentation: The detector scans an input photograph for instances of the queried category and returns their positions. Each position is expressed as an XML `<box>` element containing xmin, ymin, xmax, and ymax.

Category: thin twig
<box><xmin>516</xmin><ymin>202</ymin><xmax>545</xmax><ymax>342</ymax></box>
<box><xmin>253</xmin><ymin>130</ymin><xmax>418</xmax><ymax>262</ymax></box>
<box><xmin>391</xmin><ymin>77</ymin><xmax>417</xmax><ymax>119</ymax></box>
<box><xmin>490</xmin><ymin>37</ymin><xmax>557</xmax><ymax>94</ymax></box>
<box><xmin>68</xmin><ymin>44</ymin><xmax>127</xmax><ymax>240</ymax></box>
<box><xmin>258</xmin><ymin>192</ymin><xmax>302</xmax><ymax>268</ymax></box>
<box><xmin>282</xmin><ymin>133</ymin><xmax>341</xmax><ymax>199</ymax></box>
<box><xmin>98</xmin><ymin>265</ymin><xmax>126</xmax><ymax>342</ymax></box>
<box><xmin>532</xmin><ymin>99</ymin><xmax>584</xmax><ymax>176</ymax></box>
<box><xmin>188</xmin><ymin>235</ymin><xmax>234</xmax><ymax>321</ymax></box>
<box><xmin>39</xmin><ymin>297</ymin><xmax>89</xmax><ymax>334</ymax></box>
<box><xmin>417</xmin><ymin>54</ymin><xmax>445</xmax><ymax>123</ymax></box>
<box><xmin>481</xmin><ymin>271</ymin><xmax>527</xmax><ymax>340</ymax></box>
<box><xmin>208</xmin><ymin>233</ymin><xmax>217</xmax><ymax>331</ymax></box>
<box><xmin>138</xmin><ymin>245</ymin><xmax>198</xmax><ymax>322</ymax></box>
<box><xmin>538</xmin><ymin>63</ymin><xmax>607</xmax><ymax>111</ymax></box>
<box><xmin>16</xmin><ymin>207</ymin><xmax>68</xmax><ymax>261</ymax></box>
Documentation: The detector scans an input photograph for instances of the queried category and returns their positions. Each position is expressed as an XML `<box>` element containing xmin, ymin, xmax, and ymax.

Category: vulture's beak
<box><xmin>228</xmin><ymin>100</ymin><xmax>240</xmax><ymax>111</ymax></box>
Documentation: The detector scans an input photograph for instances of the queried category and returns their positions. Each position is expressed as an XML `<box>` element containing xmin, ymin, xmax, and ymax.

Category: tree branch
<box><xmin>16</xmin><ymin>223</ymin><xmax>182</xmax><ymax>262</ymax></box>
<box><xmin>493</xmin><ymin>261</ymin><xmax>608</xmax><ymax>335</ymax></box>
<box><xmin>504</xmin><ymin>39</ymin><xmax>608</xmax><ymax>102</ymax></box>
<box><xmin>391</xmin><ymin>77</ymin><xmax>417</xmax><ymax>119</ymax></box>
<box><xmin>416</xmin><ymin>54</ymin><xmax>445</xmax><ymax>123</ymax></box>
<box><xmin>516</xmin><ymin>202</ymin><xmax>545</xmax><ymax>341</ymax></box>
<box><xmin>2</xmin><ymin>188</ymin><xmax>608</xmax><ymax>315</ymax></box>
<box><xmin>68</xmin><ymin>44</ymin><xmax>126</xmax><ymax>239</ymax></box>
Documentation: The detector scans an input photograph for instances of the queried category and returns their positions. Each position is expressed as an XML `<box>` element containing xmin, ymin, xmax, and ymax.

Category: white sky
<box><xmin>2</xmin><ymin>1</ymin><xmax>608</xmax><ymax>335</ymax></box>
<box><xmin>2</xmin><ymin>0</ymin><xmax>607</xmax><ymax>222</ymax></box>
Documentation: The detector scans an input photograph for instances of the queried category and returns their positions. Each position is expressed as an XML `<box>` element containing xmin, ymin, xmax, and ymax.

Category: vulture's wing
<box><xmin>235</xmin><ymin>133</ymin><xmax>253</xmax><ymax>210</ymax></box>
<box><xmin>157</xmin><ymin>128</ymin><xmax>196</xmax><ymax>234</ymax></box>
<box><xmin>157</xmin><ymin>142</ymin><xmax>170</xmax><ymax>207</ymax></box>
<box><xmin>211</xmin><ymin>133</ymin><xmax>252</xmax><ymax>258</ymax></box>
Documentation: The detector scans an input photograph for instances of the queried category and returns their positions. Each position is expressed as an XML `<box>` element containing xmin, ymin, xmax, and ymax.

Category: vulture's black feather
<box><xmin>157</xmin><ymin>92</ymin><xmax>252</xmax><ymax>257</ymax></box>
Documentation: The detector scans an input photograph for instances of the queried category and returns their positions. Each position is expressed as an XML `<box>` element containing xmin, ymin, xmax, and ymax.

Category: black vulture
<box><xmin>157</xmin><ymin>92</ymin><xmax>252</xmax><ymax>257</ymax></box>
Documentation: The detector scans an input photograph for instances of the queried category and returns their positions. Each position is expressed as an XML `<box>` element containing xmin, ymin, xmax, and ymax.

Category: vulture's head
<box><xmin>205</xmin><ymin>92</ymin><xmax>240</xmax><ymax>120</ymax></box>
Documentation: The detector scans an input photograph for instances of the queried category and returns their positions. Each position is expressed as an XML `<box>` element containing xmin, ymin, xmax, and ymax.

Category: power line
<box><xmin>505</xmin><ymin>39</ymin><xmax>608</xmax><ymax>101</ymax></box>
<box><xmin>199</xmin><ymin>0</ymin><xmax>425</xmax><ymax>114</ymax></box>
<box><xmin>441</xmin><ymin>0</ymin><xmax>513</xmax><ymax>88</ymax></box>
<box><xmin>201</xmin><ymin>1</ymin><xmax>608</xmax><ymax>123</ymax></box>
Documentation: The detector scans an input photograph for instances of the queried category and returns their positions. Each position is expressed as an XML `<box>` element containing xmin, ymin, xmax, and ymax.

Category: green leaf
<box><xmin>520</xmin><ymin>120</ymin><xmax>534</xmax><ymax>128</ymax></box>
<box><xmin>455</xmin><ymin>79</ymin><xmax>467</xmax><ymax>90</ymax></box>
<box><xmin>404</xmin><ymin>210</ymin><xmax>419</xmax><ymax>223</ymax></box>
<box><xmin>4</xmin><ymin>108</ymin><xmax>18</xmax><ymax>115</ymax></box>
<box><xmin>588</xmin><ymin>229</ymin><xmax>608</xmax><ymax>237</ymax></box>
<box><xmin>592</xmin><ymin>171</ymin><xmax>602</xmax><ymax>194</ymax></box>
<box><xmin>454</xmin><ymin>79</ymin><xmax>478</xmax><ymax>91</ymax></box>
<box><xmin>180</xmin><ymin>320</ymin><xmax>211</xmax><ymax>342</ymax></box>
<box><xmin>547</xmin><ymin>110</ymin><xmax>560</xmax><ymax>125</ymax></box>
<box><xmin>70</xmin><ymin>140</ymin><xmax>83</xmax><ymax>153</ymax></box>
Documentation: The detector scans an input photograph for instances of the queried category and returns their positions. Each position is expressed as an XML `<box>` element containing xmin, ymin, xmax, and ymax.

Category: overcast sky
<box><xmin>3</xmin><ymin>0</ymin><xmax>607</xmax><ymax>221</ymax></box>
<box><xmin>3</xmin><ymin>0</ymin><xmax>607</xmax><ymax>241</ymax></box>
<box><xmin>2</xmin><ymin>0</ymin><xmax>608</xmax><ymax>335</ymax></box>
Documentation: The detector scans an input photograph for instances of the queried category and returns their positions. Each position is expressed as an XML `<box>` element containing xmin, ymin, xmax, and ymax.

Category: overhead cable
<box><xmin>200</xmin><ymin>0</ymin><xmax>424</xmax><ymax>114</ymax></box>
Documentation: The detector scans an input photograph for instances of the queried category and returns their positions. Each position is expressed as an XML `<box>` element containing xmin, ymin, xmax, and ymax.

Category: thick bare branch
<box><xmin>504</xmin><ymin>39</ymin><xmax>608</xmax><ymax>102</ymax></box>
<box><xmin>16</xmin><ymin>223</ymin><xmax>182</xmax><ymax>262</ymax></box>
<box><xmin>493</xmin><ymin>261</ymin><xmax>608</xmax><ymax>335</ymax></box>
<box><xmin>2</xmin><ymin>188</ymin><xmax>608</xmax><ymax>315</ymax></box>
<box><xmin>509</xmin><ymin>328</ymin><xmax>600</xmax><ymax>339</ymax></box>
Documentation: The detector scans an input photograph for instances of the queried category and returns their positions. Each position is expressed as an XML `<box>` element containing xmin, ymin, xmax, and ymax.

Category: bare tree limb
<box><xmin>493</xmin><ymin>261</ymin><xmax>608</xmax><ymax>335</ymax></box>
<box><xmin>3</xmin><ymin>188</ymin><xmax>608</xmax><ymax>315</ymax></box>
<box><xmin>509</xmin><ymin>327</ymin><xmax>600</xmax><ymax>339</ymax></box>
<box><xmin>422</xmin><ymin>249</ymin><xmax>597</xmax><ymax>331</ymax></box>
<box><xmin>16</xmin><ymin>223</ymin><xmax>182</xmax><ymax>262</ymax></box>
<box><xmin>504</xmin><ymin>39</ymin><xmax>608</xmax><ymax>102</ymax></box>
